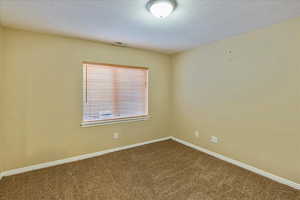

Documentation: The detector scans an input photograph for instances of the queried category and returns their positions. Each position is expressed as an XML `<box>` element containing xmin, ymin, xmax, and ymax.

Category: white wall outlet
<box><xmin>194</xmin><ymin>130</ymin><xmax>200</xmax><ymax>138</ymax></box>
<box><xmin>210</xmin><ymin>136</ymin><xmax>219</xmax><ymax>144</ymax></box>
<box><xmin>113</xmin><ymin>132</ymin><xmax>119</xmax><ymax>139</ymax></box>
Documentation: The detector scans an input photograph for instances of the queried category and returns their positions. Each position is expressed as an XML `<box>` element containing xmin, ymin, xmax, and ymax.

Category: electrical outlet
<box><xmin>113</xmin><ymin>132</ymin><xmax>119</xmax><ymax>139</ymax></box>
<box><xmin>210</xmin><ymin>136</ymin><xmax>219</xmax><ymax>144</ymax></box>
<box><xmin>194</xmin><ymin>130</ymin><xmax>200</xmax><ymax>138</ymax></box>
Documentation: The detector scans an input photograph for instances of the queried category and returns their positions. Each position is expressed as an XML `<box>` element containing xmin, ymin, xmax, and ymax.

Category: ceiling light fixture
<box><xmin>146</xmin><ymin>0</ymin><xmax>177</xmax><ymax>18</ymax></box>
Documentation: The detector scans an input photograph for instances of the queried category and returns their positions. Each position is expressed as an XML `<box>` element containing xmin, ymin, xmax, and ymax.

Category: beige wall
<box><xmin>1</xmin><ymin>28</ymin><xmax>171</xmax><ymax>171</ymax></box>
<box><xmin>1</xmin><ymin>17</ymin><xmax>300</xmax><ymax>184</ymax></box>
<box><xmin>0</xmin><ymin>25</ymin><xmax>5</xmax><ymax>172</ymax></box>
<box><xmin>171</xmin><ymin>18</ymin><xmax>300</xmax><ymax>183</ymax></box>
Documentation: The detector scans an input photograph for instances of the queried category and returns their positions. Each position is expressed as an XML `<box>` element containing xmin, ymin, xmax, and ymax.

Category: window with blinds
<box><xmin>82</xmin><ymin>62</ymin><xmax>149</xmax><ymax>126</ymax></box>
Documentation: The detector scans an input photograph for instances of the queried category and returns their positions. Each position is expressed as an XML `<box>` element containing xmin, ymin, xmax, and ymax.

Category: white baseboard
<box><xmin>0</xmin><ymin>136</ymin><xmax>172</xmax><ymax>179</ymax></box>
<box><xmin>1</xmin><ymin>136</ymin><xmax>299</xmax><ymax>191</ymax></box>
<box><xmin>170</xmin><ymin>137</ymin><xmax>300</xmax><ymax>190</ymax></box>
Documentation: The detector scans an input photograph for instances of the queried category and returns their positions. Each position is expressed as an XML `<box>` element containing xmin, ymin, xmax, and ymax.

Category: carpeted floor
<box><xmin>0</xmin><ymin>140</ymin><xmax>299</xmax><ymax>200</ymax></box>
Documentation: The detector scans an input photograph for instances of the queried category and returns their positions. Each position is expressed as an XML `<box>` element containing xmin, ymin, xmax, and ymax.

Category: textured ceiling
<box><xmin>1</xmin><ymin>0</ymin><xmax>300</xmax><ymax>53</ymax></box>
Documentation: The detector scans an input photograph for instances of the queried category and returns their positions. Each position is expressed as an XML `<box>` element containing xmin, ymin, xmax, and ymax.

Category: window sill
<box><xmin>80</xmin><ymin>115</ymin><xmax>150</xmax><ymax>127</ymax></box>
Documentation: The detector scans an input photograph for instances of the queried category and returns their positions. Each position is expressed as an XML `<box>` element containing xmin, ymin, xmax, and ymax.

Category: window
<box><xmin>81</xmin><ymin>62</ymin><xmax>149</xmax><ymax>126</ymax></box>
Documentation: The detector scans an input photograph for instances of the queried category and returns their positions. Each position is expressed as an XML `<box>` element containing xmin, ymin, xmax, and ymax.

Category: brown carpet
<box><xmin>0</xmin><ymin>140</ymin><xmax>299</xmax><ymax>200</ymax></box>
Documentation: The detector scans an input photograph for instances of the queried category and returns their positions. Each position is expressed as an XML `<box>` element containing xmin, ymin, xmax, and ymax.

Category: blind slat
<box><xmin>83</xmin><ymin>63</ymin><xmax>148</xmax><ymax>122</ymax></box>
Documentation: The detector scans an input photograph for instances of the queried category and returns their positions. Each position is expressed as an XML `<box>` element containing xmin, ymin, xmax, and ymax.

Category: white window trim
<box><xmin>81</xmin><ymin>62</ymin><xmax>149</xmax><ymax>127</ymax></box>
<box><xmin>80</xmin><ymin>115</ymin><xmax>150</xmax><ymax>127</ymax></box>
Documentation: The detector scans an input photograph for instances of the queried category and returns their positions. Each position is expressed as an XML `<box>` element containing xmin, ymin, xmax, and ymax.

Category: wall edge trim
<box><xmin>170</xmin><ymin>136</ymin><xmax>300</xmax><ymax>190</ymax></box>
<box><xmin>1</xmin><ymin>136</ymin><xmax>299</xmax><ymax>191</ymax></box>
<box><xmin>0</xmin><ymin>136</ymin><xmax>172</xmax><ymax>179</ymax></box>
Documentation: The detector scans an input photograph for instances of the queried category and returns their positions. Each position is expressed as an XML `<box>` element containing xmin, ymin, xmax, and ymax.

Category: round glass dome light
<box><xmin>147</xmin><ymin>0</ymin><xmax>177</xmax><ymax>18</ymax></box>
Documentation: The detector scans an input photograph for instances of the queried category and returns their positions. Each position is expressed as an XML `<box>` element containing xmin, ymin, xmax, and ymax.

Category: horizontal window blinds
<box><xmin>83</xmin><ymin>63</ymin><xmax>148</xmax><ymax>122</ymax></box>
